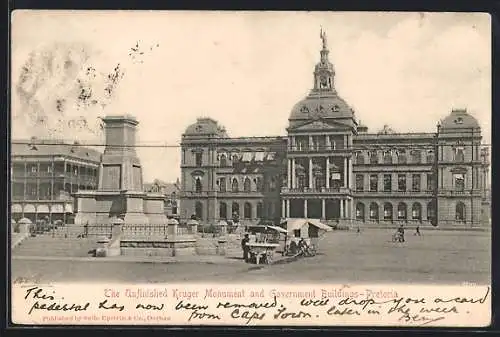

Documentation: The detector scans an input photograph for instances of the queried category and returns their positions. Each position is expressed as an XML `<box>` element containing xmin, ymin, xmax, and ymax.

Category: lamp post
<box><xmin>432</xmin><ymin>122</ymin><xmax>441</xmax><ymax>227</ymax></box>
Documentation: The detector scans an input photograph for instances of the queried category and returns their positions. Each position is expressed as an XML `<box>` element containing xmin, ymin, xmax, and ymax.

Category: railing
<box><xmin>288</xmin><ymin>146</ymin><xmax>347</xmax><ymax>153</ymax></box>
<box><xmin>84</xmin><ymin>224</ymin><xmax>113</xmax><ymax>237</ymax></box>
<box><xmin>281</xmin><ymin>187</ymin><xmax>351</xmax><ymax>194</ymax></box>
<box><xmin>122</xmin><ymin>224</ymin><xmax>168</xmax><ymax>238</ymax></box>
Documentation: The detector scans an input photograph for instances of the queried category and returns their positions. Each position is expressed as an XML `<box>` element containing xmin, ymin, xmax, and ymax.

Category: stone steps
<box><xmin>12</xmin><ymin>236</ymin><xmax>97</xmax><ymax>257</ymax></box>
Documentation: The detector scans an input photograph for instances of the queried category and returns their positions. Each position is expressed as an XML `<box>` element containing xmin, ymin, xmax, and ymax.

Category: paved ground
<box><xmin>11</xmin><ymin>228</ymin><xmax>490</xmax><ymax>284</ymax></box>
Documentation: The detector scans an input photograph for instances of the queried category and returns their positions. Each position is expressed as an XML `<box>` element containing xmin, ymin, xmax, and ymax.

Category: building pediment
<box><xmin>289</xmin><ymin>119</ymin><xmax>349</xmax><ymax>132</ymax></box>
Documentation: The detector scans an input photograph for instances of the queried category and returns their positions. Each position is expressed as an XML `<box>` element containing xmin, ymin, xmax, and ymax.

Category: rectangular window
<box><xmin>398</xmin><ymin>174</ymin><xmax>406</xmax><ymax>191</ymax></box>
<box><xmin>383</xmin><ymin>174</ymin><xmax>392</xmax><ymax>192</ymax></box>
<box><xmin>219</xmin><ymin>178</ymin><xmax>226</xmax><ymax>192</ymax></box>
<box><xmin>355</xmin><ymin>174</ymin><xmax>364</xmax><ymax>191</ymax></box>
<box><xmin>397</xmin><ymin>150</ymin><xmax>407</xmax><ymax>164</ymax></box>
<box><xmin>370</xmin><ymin>174</ymin><xmax>378</xmax><ymax>192</ymax></box>
<box><xmin>412</xmin><ymin>174</ymin><xmax>421</xmax><ymax>192</ymax></box>
<box><xmin>195</xmin><ymin>153</ymin><xmax>202</xmax><ymax>167</ymax></box>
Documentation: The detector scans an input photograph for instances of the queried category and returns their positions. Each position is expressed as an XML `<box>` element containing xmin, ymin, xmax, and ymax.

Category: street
<box><xmin>11</xmin><ymin>229</ymin><xmax>490</xmax><ymax>285</ymax></box>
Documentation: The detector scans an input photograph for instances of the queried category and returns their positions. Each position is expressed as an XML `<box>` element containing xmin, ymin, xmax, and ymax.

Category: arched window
<box><xmin>232</xmin><ymin>178</ymin><xmax>239</xmax><ymax>192</ymax></box>
<box><xmin>397</xmin><ymin>202</ymin><xmax>407</xmax><ymax>220</ymax></box>
<box><xmin>356</xmin><ymin>202</ymin><xmax>365</xmax><ymax>220</ymax></box>
<box><xmin>411</xmin><ymin>202</ymin><xmax>422</xmax><ymax>220</ymax></box>
<box><xmin>411</xmin><ymin>150</ymin><xmax>421</xmax><ymax>163</ymax></box>
<box><xmin>369</xmin><ymin>202</ymin><xmax>379</xmax><ymax>220</ymax></box>
<box><xmin>195</xmin><ymin>178</ymin><xmax>202</xmax><ymax>193</ymax></box>
<box><xmin>383</xmin><ymin>202</ymin><xmax>393</xmax><ymax>220</ymax></box>
<box><xmin>244</xmin><ymin>177</ymin><xmax>251</xmax><ymax>192</ymax></box>
<box><xmin>244</xmin><ymin>202</ymin><xmax>252</xmax><ymax>219</ymax></box>
<box><xmin>456</xmin><ymin>202</ymin><xmax>466</xmax><ymax>222</ymax></box>
<box><xmin>255</xmin><ymin>177</ymin><xmax>263</xmax><ymax>192</ymax></box>
<box><xmin>454</xmin><ymin>174</ymin><xmax>465</xmax><ymax>192</ymax></box>
<box><xmin>383</xmin><ymin>150</ymin><xmax>392</xmax><ymax>164</ymax></box>
<box><xmin>355</xmin><ymin>152</ymin><xmax>365</xmax><ymax>165</ymax></box>
<box><xmin>219</xmin><ymin>202</ymin><xmax>227</xmax><ymax>219</ymax></box>
<box><xmin>256</xmin><ymin>202</ymin><xmax>263</xmax><ymax>219</ymax></box>
<box><xmin>232</xmin><ymin>202</ymin><xmax>240</xmax><ymax>218</ymax></box>
<box><xmin>219</xmin><ymin>154</ymin><xmax>227</xmax><ymax>167</ymax></box>
<box><xmin>426</xmin><ymin>150</ymin><xmax>435</xmax><ymax>163</ymax></box>
<box><xmin>427</xmin><ymin>201</ymin><xmax>435</xmax><ymax>220</ymax></box>
<box><xmin>195</xmin><ymin>201</ymin><xmax>203</xmax><ymax>220</ymax></box>
<box><xmin>396</xmin><ymin>149</ymin><xmax>407</xmax><ymax>164</ymax></box>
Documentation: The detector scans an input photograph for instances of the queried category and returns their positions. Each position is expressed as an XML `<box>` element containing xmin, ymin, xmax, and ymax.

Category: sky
<box><xmin>11</xmin><ymin>11</ymin><xmax>491</xmax><ymax>183</ymax></box>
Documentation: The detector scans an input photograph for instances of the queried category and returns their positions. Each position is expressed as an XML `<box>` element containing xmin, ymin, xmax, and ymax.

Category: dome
<box><xmin>183</xmin><ymin>117</ymin><xmax>228</xmax><ymax>137</ymax></box>
<box><xmin>288</xmin><ymin>29</ymin><xmax>355</xmax><ymax>128</ymax></box>
<box><xmin>440</xmin><ymin>109</ymin><xmax>480</xmax><ymax>129</ymax></box>
<box><xmin>289</xmin><ymin>92</ymin><xmax>354</xmax><ymax>122</ymax></box>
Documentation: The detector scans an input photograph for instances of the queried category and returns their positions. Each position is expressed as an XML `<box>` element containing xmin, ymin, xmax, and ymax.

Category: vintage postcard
<box><xmin>10</xmin><ymin>10</ymin><xmax>491</xmax><ymax>327</ymax></box>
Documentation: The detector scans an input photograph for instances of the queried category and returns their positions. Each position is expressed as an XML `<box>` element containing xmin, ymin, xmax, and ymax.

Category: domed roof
<box><xmin>288</xmin><ymin>29</ymin><xmax>355</xmax><ymax>128</ymax></box>
<box><xmin>440</xmin><ymin>109</ymin><xmax>480</xmax><ymax>129</ymax></box>
<box><xmin>289</xmin><ymin>92</ymin><xmax>354</xmax><ymax>122</ymax></box>
<box><xmin>183</xmin><ymin>117</ymin><xmax>228</xmax><ymax>137</ymax></box>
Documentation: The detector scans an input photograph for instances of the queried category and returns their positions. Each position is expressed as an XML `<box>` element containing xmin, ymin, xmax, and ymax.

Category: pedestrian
<box><xmin>414</xmin><ymin>225</ymin><xmax>421</xmax><ymax>236</ymax></box>
<box><xmin>398</xmin><ymin>224</ymin><xmax>405</xmax><ymax>242</ymax></box>
<box><xmin>241</xmin><ymin>234</ymin><xmax>250</xmax><ymax>262</ymax></box>
<box><xmin>356</xmin><ymin>226</ymin><xmax>361</xmax><ymax>234</ymax></box>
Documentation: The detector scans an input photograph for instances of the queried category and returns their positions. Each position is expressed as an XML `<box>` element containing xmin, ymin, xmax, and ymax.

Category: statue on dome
<box><xmin>320</xmin><ymin>27</ymin><xmax>327</xmax><ymax>49</ymax></box>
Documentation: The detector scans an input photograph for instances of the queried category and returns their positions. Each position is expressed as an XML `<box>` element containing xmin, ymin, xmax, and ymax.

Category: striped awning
<box><xmin>11</xmin><ymin>204</ymin><xmax>22</xmax><ymax>213</ymax></box>
<box><xmin>37</xmin><ymin>204</ymin><xmax>50</xmax><ymax>213</ymax></box>
<box><xmin>266</xmin><ymin>152</ymin><xmax>276</xmax><ymax>161</ymax></box>
<box><xmin>65</xmin><ymin>203</ymin><xmax>73</xmax><ymax>213</ymax></box>
<box><xmin>51</xmin><ymin>204</ymin><xmax>64</xmax><ymax>213</ymax></box>
<box><xmin>241</xmin><ymin>152</ymin><xmax>254</xmax><ymax>162</ymax></box>
<box><xmin>23</xmin><ymin>204</ymin><xmax>36</xmax><ymax>213</ymax></box>
<box><xmin>254</xmin><ymin>152</ymin><xmax>265</xmax><ymax>162</ymax></box>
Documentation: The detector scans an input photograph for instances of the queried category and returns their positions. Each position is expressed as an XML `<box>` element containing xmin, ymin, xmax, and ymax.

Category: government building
<box><xmin>180</xmin><ymin>31</ymin><xmax>490</xmax><ymax>228</ymax></box>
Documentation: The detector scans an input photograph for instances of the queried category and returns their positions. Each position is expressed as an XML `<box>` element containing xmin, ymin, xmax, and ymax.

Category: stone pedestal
<box><xmin>106</xmin><ymin>219</ymin><xmax>123</xmax><ymax>257</ymax></box>
<box><xmin>144</xmin><ymin>193</ymin><xmax>168</xmax><ymax>225</ymax></box>
<box><xmin>216</xmin><ymin>239</ymin><xmax>227</xmax><ymax>256</ymax></box>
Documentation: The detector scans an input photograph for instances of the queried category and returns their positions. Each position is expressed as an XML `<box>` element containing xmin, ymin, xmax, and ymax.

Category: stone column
<box><xmin>350</xmin><ymin>198</ymin><xmax>355</xmax><ymax>220</ymax></box>
<box><xmin>282</xmin><ymin>200</ymin><xmax>286</xmax><ymax>218</ymax></box>
<box><xmin>287</xmin><ymin>159</ymin><xmax>291</xmax><ymax>187</ymax></box>
<box><xmin>340</xmin><ymin>199</ymin><xmax>344</xmax><ymax>219</ymax></box>
<box><xmin>304</xmin><ymin>199</ymin><xmax>308</xmax><ymax>218</ymax></box>
<box><xmin>326</xmin><ymin>135</ymin><xmax>331</xmax><ymax>149</ymax></box>
<box><xmin>309</xmin><ymin>158</ymin><xmax>313</xmax><ymax>189</ymax></box>
<box><xmin>348</xmin><ymin>157</ymin><xmax>353</xmax><ymax>189</ymax></box>
<box><xmin>291</xmin><ymin>159</ymin><xmax>296</xmax><ymax>189</ymax></box>
<box><xmin>344</xmin><ymin>135</ymin><xmax>347</xmax><ymax>149</ymax></box>
<box><xmin>326</xmin><ymin>157</ymin><xmax>330</xmax><ymax>189</ymax></box>
<box><xmin>286</xmin><ymin>200</ymin><xmax>290</xmax><ymax>218</ymax></box>
<box><xmin>322</xmin><ymin>199</ymin><xmax>326</xmax><ymax>219</ymax></box>
<box><xmin>309</xmin><ymin>136</ymin><xmax>313</xmax><ymax>150</ymax></box>
<box><xmin>343</xmin><ymin>158</ymin><xmax>348</xmax><ymax>188</ymax></box>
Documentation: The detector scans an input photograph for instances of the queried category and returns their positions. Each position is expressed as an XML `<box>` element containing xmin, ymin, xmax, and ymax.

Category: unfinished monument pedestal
<box><xmin>73</xmin><ymin>114</ymin><xmax>192</xmax><ymax>257</ymax></box>
<box><xmin>74</xmin><ymin>115</ymin><xmax>166</xmax><ymax>226</ymax></box>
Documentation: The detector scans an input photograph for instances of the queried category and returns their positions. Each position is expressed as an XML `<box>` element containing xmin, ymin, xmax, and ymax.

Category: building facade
<box><xmin>144</xmin><ymin>178</ymin><xmax>181</xmax><ymax>219</ymax></box>
<box><xmin>11</xmin><ymin>138</ymin><xmax>101</xmax><ymax>224</ymax></box>
<box><xmin>180</xmin><ymin>31</ymin><xmax>490</xmax><ymax>227</ymax></box>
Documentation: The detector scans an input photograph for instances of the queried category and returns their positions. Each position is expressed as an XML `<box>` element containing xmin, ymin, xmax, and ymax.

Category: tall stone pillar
<box><xmin>322</xmin><ymin>199</ymin><xmax>326</xmax><ymax>219</ymax></box>
<box><xmin>287</xmin><ymin>159</ymin><xmax>291</xmax><ymax>187</ymax></box>
<box><xmin>309</xmin><ymin>158</ymin><xmax>313</xmax><ymax>189</ymax></box>
<box><xmin>340</xmin><ymin>199</ymin><xmax>344</xmax><ymax>219</ymax></box>
<box><xmin>286</xmin><ymin>200</ymin><xmax>290</xmax><ymax>218</ymax></box>
<box><xmin>304</xmin><ymin>199</ymin><xmax>308</xmax><ymax>218</ymax></box>
<box><xmin>343</xmin><ymin>158</ymin><xmax>348</xmax><ymax>188</ymax></box>
<box><xmin>326</xmin><ymin>157</ymin><xmax>330</xmax><ymax>189</ymax></box>
<box><xmin>291</xmin><ymin>159</ymin><xmax>296</xmax><ymax>189</ymax></box>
